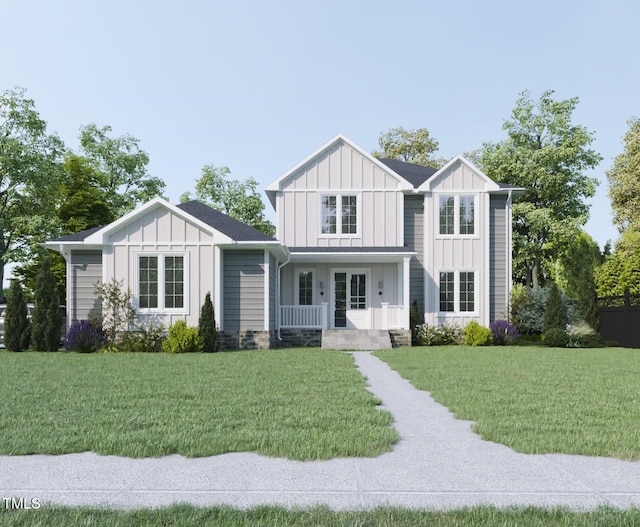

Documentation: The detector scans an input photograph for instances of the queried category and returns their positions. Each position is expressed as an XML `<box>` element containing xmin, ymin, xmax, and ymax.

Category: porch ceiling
<box><xmin>287</xmin><ymin>248</ymin><xmax>415</xmax><ymax>264</ymax></box>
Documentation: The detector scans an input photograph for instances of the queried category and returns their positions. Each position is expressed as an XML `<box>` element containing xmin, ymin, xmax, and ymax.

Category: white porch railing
<box><xmin>280</xmin><ymin>304</ymin><xmax>328</xmax><ymax>329</ymax></box>
<box><xmin>382</xmin><ymin>303</ymin><xmax>405</xmax><ymax>329</ymax></box>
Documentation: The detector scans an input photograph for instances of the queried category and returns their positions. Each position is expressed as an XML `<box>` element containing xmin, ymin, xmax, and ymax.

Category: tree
<box><xmin>30</xmin><ymin>257</ymin><xmax>62</xmax><ymax>351</ymax></box>
<box><xmin>14</xmin><ymin>155</ymin><xmax>115</xmax><ymax>301</ymax></box>
<box><xmin>93</xmin><ymin>279</ymin><xmax>137</xmax><ymax>343</ymax></box>
<box><xmin>180</xmin><ymin>165</ymin><xmax>275</xmax><ymax>237</ymax></box>
<box><xmin>479</xmin><ymin>90</ymin><xmax>602</xmax><ymax>287</ymax></box>
<box><xmin>0</xmin><ymin>88</ymin><xmax>66</xmax><ymax>301</ymax></box>
<box><xmin>5</xmin><ymin>279</ymin><xmax>29</xmax><ymax>351</ymax></box>
<box><xmin>199</xmin><ymin>292</ymin><xmax>220</xmax><ymax>353</ymax></box>
<box><xmin>553</xmin><ymin>230</ymin><xmax>601</xmax><ymax>329</ymax></box>
<box><xmin>607</xmin><ymin>117</ymin><xmax>640</xmax><ymax>233</ymax></box>
<box><xmin>596</xmin><ymin>229</ymin><xmax>640</xmax><ymax>297</ymax></box>
<box><xmin>371</xmin><ymin>127</ymin><xmax>446</xmax><ymax>167</ymax></box>
<box><xmin>543</xmin><ymin>281</ymin><xmax>565</xmax><ymax>333</ymax></box>
<box><xmin>78</xmin><ymin>123</ymin><xmax>165</xmax><ymax>216</ymax></box>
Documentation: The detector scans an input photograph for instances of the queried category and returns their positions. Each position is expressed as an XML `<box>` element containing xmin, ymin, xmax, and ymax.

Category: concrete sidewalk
<box><xmin>1</xmin><ymin>351</ymin><xmax>639</xmax><ymax>510</ymax></box>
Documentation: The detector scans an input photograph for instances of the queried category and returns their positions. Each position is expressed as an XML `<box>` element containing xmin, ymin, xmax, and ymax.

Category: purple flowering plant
<box><xmin>64</xmin><ymin>320</ymin><xmax>107</xmax><ymax>353</ymax></box>
<box><xmin>489</xmin><ymin>320</ymin><xmax>520</xmax><ymax>345</ymax></box>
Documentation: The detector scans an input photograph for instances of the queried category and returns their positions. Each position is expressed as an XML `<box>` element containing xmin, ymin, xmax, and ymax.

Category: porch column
<box><xmin>214</xmin><ymin>246</ymin><xmax>223</xmax><ymax>330</ymax></box>
<box><xmin>321</xmin><ymin>302</ymin><xmax>328</xmax><ymax>329</ymax></box>
<box><xmin>403</xmin><ymin>256</ymin><xmax>411</xmax><ymax>330</ymax></box>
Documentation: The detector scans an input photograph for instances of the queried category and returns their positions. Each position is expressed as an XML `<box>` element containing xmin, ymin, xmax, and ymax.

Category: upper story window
<box><xmin>321</xmin><ymin>194</ymin><xmax>358</xmax><ymax>236</ymax></box>
<box><xmin>438</xmin><ymin>195</ymin><xmax>476</xmax><ymax>236</ymax></box>
<box><xmin>137</xmin><ymin>253</ymin><xmax>187</xmax><ymax>311</ymax></box>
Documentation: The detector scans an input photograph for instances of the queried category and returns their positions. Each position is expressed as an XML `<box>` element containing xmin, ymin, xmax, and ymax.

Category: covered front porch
<box><xmin>276</xmin><ymin>249</ymin><xmax>414</xmax><ymax>331</ymax></box>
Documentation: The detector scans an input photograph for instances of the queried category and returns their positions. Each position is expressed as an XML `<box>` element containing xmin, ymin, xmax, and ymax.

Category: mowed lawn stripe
<box><xmin>0</xmin><ymin>349</ymin><xmax>398</xmax><ymax>459</ymax></box>
<box><xmin>376</xmin><ymin>346</ymin><xmax>640</xmax><ymax>460</ymax></box>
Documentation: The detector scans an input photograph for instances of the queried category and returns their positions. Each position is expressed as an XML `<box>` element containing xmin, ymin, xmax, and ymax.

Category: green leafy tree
<box><xmin>5</xmin><ymin>279</ymin><xmax>30</xmax><ymax>351</ymax></box>
<box><xmin>180</xmin><ymin>165</ymin><xmax>275</xmax><ymax>237</ymax></box>
<box><xmin>93</xmin><ymin>279</ymin><xmax>137</xmax><ymax>343</ymax></box>
<box><xmin>479</xmin><ymin>90</ymin><xmax>602</xmax><ymax>287</ymax></box>
<box><xmin>199</xmin><ymin>292</ymin><xmax>220</xmax><ymax>353</ymax></box>
<box><xmin>372</xmin><ymin>126</ymin><xmax>446</xmax><ymax>167</ymax></box>
<box><xmin>543</xmin><ymin>281</ymin><xmax>565</xmax><ymax>333</ymax></box>
<box><xmin>31</xmin><ymin>257</ymin><xmax>61</xmax><ymax>351</ymax></box>
<box><xmin>79</xmin><ymin>123</ymin><xmax>165</xmax><ymax>216</ymax></box>
<box><xmin>596</xmin><ymin>229</ymin><xmax>640</xmax><ymax>297</ymax></box>
<box><xmin>15</xmin><ymin>155</ymin><xmax>115</xmax><ymax>301</ymax></box>
<box><xmin>607</xmin><ymin>117</ymin><xmax>640</xmax><ymax>233</ymax></box>
<box><xmin>554</xmin><ymin>230</ymin><xmax>601</xmax><ymax>329</ymax></box>
<box><xmin>0</xmin><ymin>88</ymin><xmax>66</xmax><ymax>301</ymax></box>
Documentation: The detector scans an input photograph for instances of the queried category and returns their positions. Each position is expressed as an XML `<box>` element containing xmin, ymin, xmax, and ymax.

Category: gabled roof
<box><xmin>176</xmin><ymin>200</ymin><xmax>276</xmax><ymax>242</ymax></box>
<box><xmin>418</xmin><ymin>154</ymin><xmax>502</xmax><ymax>192</ymax></box>
<box><xmin>266</xmin><ymin>134</ymin><xmax>413</xmax><ymax>207</ymax></box>
<box><xmin>377</xmin><ymin>158</ymin><xmax>438</xmax><ymax>188</ymax></box>
<box><xmin>46</xmin><ymin>198</ymin><xmax>277</xmax><ymax>247</ymax></box>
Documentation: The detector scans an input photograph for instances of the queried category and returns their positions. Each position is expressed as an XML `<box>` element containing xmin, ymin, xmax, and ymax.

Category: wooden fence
<box><xmin>597</xmin><ymin>289</ymin><xmax>640</xmax><ymax>348</ymax></box>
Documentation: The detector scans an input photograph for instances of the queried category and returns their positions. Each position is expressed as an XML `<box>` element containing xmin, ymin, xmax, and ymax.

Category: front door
<box><xmin>332</xmin><ymin>269</ymin><xmax>370</xmax><ymax>329</ymax></box>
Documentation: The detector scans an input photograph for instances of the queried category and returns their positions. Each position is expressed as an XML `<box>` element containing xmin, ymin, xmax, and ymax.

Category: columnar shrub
<box><xmin>543</xmin><ymin>281</ymin><xmax>565</xmax><ymax>333</ymax></box>
<box><xmin>31</xmin><ymin>257</ymin><xmax>62</xmax><ymax>351</ymax></box>
<box><xmin>489</xmin><ymin>320</ymin><xmax>520</xmax><ymax>345</ymax></box>
<box><xmin>163</xmin><ymin>320</ymin><xmax>203</xmax><ymax>353</ymax></box>
<box><xmin>5</xmin><ymin>280</ymin><xmax>30</xmax><ymax>352</ymax></box>
<box><xmin>409</xmin><ymin>299</ymin><xmax>422</xmax><ymax>345</ymax></box>
<box><xmin>463</xmin><ymin>321</ymin><xmax>494</xmax><ymax>346</ymax></box>
<box><xmin>199</xmin><ymin>292</ymin><xmax>220</xmax><ymax>353</ymax></box>
<box><xmin>543</xmin><ymin>327</ymin><xmax>568</xmax><ymax>348</ymax></box>
<box><xmin>64</xmin><ymin>320</ymin><xmax>107</xmax><ymax>353</ymax></box>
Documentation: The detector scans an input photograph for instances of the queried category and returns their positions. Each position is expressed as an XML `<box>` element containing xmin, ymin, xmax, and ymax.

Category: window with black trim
<box><xmin>298</xmin><ymin>270</ymin><xmax>313</xmax><ymax>305</ymax></box>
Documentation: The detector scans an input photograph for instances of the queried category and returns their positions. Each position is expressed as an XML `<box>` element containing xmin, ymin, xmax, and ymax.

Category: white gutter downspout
<box><xmin>506</xmin><ymin>190</ymin><xmax>513</xmax><ymax>316</ymax></box>
<box><xmin>276</xmin><ymin>252</ymin><xmax>291</xmax><ymax>340</ymax></box>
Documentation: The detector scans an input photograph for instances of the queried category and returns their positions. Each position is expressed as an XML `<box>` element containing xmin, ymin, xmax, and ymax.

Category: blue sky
<box><xmin>2</xmin><ymin>0</ymin><xmax>638</xmax><ymax>259</ymax></box>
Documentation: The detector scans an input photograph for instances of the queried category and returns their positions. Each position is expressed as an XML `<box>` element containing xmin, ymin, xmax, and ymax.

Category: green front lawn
<box><xmin>2</xmin><ymin>504</ymin><xmax>640</xmax><ymax>527</ymax></box>
<box><xmin>0</xmin><ymin>349</ymin><xmax>397</xmax><ymax>459</ymax></box>
<box><xmin>376</xmin><ymin>346</ymin><xmax>640</xmax><ymax>459</ymax></box>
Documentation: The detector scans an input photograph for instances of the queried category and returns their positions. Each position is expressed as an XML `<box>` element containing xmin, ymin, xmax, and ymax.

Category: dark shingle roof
<box><xmin>378</xmin><ymin>158</ymin><xmax>438</xmax><ymax>188</ymax></box>
<box><xmin>177</xmin><ymin>200</ymin><xmax>276</xmax><ymax>242</ymax></box>
<box><xmin>50</xmin><ymin>225</ymin><xmax>104</xmax><ymax>242</ymax></box>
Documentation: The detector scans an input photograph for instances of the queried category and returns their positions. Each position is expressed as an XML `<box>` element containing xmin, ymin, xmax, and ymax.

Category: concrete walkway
<box><xmin>1</xmin><ymin>351</ymin><xmax>640</xmax><ymax>510</ymax></box>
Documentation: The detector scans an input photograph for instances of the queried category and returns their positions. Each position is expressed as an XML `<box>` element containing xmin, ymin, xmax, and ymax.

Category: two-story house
<box><xmin>45</xmin><ymin>134</ymin><xmax>521</xmax><ymax>350</ymax></box>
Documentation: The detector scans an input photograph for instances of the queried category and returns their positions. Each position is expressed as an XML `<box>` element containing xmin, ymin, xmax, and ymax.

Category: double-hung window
<box><xmin>138</xmin><ymin>253</ymin><xmax>187</xmax><ymax>311</ymax></box>
<box><xmin>438</xmin><ymin>195</ymin><xmax>476</xmax><ymax>236</ymax></box>
<box><xmin>321</xmin><ymin>194</ymin><xmax>358</xmax><ymax>235</ymax></box>
<box><xmin>439</xmin><ymin>270</ymin><xmax>476</xmax><ymax>313</ymax></box>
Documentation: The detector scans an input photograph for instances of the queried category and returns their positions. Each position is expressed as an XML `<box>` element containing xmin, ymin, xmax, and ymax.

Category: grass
<box><xmin>0</xmin><ymin>349</ymin><xmax>398</xmax><ymax>459</ymax></box>
<box><xmin>2</xmin><ymin>504</ymin><xmax>640</xmax><ymax>527</ymax></box>
<box><xmin>376</xmin><ymin>346</ymin><xmax>640</xmax><ymax>460</ymax></box>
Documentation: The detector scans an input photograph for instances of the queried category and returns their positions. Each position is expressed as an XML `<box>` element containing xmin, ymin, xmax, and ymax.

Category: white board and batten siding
<box><xmin>104</xmin><ymin>207</ymin><xmax>216</xmax><ymax>328</ymax></box>
<box><xmin>277</xmin><ymin>141</ymin><xmax>404</xmax><ymax>248</ymax></box>
<box><xmin>424</xmin><ymin>160</ymin><xmax>491</xmax><ymax>327</ymax></box>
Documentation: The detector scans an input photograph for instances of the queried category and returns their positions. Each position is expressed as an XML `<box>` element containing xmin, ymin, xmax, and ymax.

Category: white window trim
<box><xmin>318</xmin><ymin>193</ymin><xmax>361</xmax><ymax>238</ymax></box>
<box><xmin>435</xmin><ymin>193</ymin><xmax>479</xmax><ymax>239</ymax></box>
<box><xmin>294</xmin><ymin>267</ymin><xmax>315</xmax><ymax>306</ymax></box>
<box><xmin>436</xmin><ymin>269</ymin><xmax>479</xmax><ymax>316</ymax></box>
<box><xmin>134</xmin><ymin>251</ymin><xmax>189</xmax><ymax>314</ymax></box>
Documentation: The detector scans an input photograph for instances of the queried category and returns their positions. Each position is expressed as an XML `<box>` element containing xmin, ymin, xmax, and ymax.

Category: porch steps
<box><xmin>321</xmin><ymin>330</ymin><xmax>392</xmax><ymax>351</ymax></box>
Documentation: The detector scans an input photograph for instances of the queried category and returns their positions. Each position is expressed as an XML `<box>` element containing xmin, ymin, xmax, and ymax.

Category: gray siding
<box><xmin>490</xmin><ymin>195</ymin><xmax>508</xmax><ymax>321</ymax></box>
<box><xmin>269</xmin><ymin>254</ymin><xmax>276</xmax><ymax>330</ymax></box>
<box><xmin>223</xmin><ymin>250</ymin><xmax>264</xmax><ymax>331</ymax></box>
<box><xmin>404</xmin><ymin>194</ymin><xmax>425</xmax><ymax>314</ymax></box>
<box><xmin>69</xmin><ymin>250</ymin><xmax>102</xmax><ymax>324</ymax></box>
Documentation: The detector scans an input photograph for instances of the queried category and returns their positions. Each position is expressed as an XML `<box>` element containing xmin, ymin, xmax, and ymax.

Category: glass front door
<box><xmin>333</xmin><ymin>270</ymin><xmax>368</xmax><ymax>328</ymax></box>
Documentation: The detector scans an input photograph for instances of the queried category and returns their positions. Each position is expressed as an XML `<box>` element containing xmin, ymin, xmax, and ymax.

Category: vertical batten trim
<box><xmin>484</xmin><ymin>192</ymin><xmax>491</xmax><ymax>325</ymax></box>
<box><xmin>214</xmin><ymin>246</ymin><xmax>222</xmax><ymax>330</ymax></box>
<box><xmin>264</xmin><ymin>250</ymin><xmax>270</xmax><ymax>331</ymax></box>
